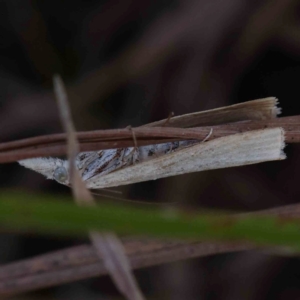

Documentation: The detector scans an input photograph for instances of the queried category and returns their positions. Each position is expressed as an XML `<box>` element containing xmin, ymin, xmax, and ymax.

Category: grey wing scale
<box><xmin>138</xmin><ymin>140</ymin><xmax>198</xmax><ymax>162</ymax></box>
<box><xmin>76</xmin><ymin>140</ymin><xmax>198</xmax><ymax>182</ymax></box>
<box><xmin>77</xmin><ymin>148</ymin><xmax>139</xmax><ymax>181</ymax></box>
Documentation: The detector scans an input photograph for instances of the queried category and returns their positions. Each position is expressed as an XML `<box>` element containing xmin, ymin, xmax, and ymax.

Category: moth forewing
<box><xmin>86</xmin><ymin>128</ymin><xmax>285</xmax><ymax>189</ymax></box>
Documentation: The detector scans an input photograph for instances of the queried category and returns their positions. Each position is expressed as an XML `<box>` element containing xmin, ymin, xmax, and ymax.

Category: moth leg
<box><xmin>126</xmin><ymin>125</ymin><xmax>138</xmax><ymax>149</ymax></box>
<box><xmin>202</xmin><ymin>128</ymin><xmax>213</xmax><ymax>142</ymax></box>
<box><xmin>120</xmin><ymin>147</ymin><xmax>139</xmax><ymax>166</ymax></box>
<box><xmin>128</xmin><ymin>148</ymin><xmax>140</xmax><ymax>165</ymax></box>
<box><xmin>162</xmin><ymin>111</ymin><xmax>175</xmax><ymax>126</ymax></box>
<box><xmin>165</xmin><ymin>141</ymin><xmax>180</xmax><ymax>154</ymax></box>
<box><xmin>167</xmin><ymin>143</ymin><xmax>173</xmax><ymax>153</ymax></box>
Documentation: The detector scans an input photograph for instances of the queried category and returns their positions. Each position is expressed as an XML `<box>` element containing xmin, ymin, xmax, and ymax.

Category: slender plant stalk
<box><xmin>0</xmin><ymin>116</ymin><xmax>299</xmax><ymax>163</ymax></box>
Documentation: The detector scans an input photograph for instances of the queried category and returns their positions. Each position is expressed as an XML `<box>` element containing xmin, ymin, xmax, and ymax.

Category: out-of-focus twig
<box><xmin>0</xmin><ymin>239</ymin><xmax>252</xmax><ymax>296</ymax></box>
<box><xmin>54</xmin><ymin>76</ymin><xmax>145</xmax><ymax>300</ymax></box>
<box><xmin>2</xmin><ymin>201</ymin><xmax>300</xmax><ymax>296</ymax></box>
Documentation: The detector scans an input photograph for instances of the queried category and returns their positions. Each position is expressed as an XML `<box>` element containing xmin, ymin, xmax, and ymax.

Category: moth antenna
<box><xmin>86</xmin><ymin>187</ymin><xmax>122</xmax><ymax>197</ymax></box>
<box><xmin>91</xmin><ymin>190</ymin><xmax>178</xmax><ymax>206</ymax></box>
<box><xmin>90</xmin><ymin>191</ymin><xmax>121</xmax><ymax>199</ymax></box>
<box><xmin>101</xmin><ymin>188</ymin><xmax>122</xmax><ymax>195</ymax></box>
<box><xmin>162</xmin><ymin>111</ymin><xmax>175</xmax><ymax>126</ymax></box>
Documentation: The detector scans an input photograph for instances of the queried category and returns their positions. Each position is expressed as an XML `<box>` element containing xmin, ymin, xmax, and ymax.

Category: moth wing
<box><xmin>86</xmin><ymin>128</ymin><xmax>285</xmax><ymax>189</ymax></box>
<box><xmin>80</xmin><ymin>148</ymin><xmax>139</xmax><ymax>181</ymax></box>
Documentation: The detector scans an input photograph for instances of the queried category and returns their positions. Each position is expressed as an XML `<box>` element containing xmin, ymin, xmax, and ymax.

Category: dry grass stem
<box><xmin>0</xmin><ymin>239</ymin><xmax>251</xmax><ymax>296</ymax></box>
<box><xmin>54</xmin><ymin>75</ymin><xmax>145</xmax><ymax>300</ymax></box>
<box><xmin>0</xmin><ymin>116</ymin><xmax>299</xmax><ymax>163</ymax></box>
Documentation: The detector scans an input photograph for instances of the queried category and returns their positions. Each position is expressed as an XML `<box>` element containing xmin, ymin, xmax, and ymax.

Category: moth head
<box><xmin>19</xmin><ymin>157</ymin><xmax>70</xmax><ymax>186</ymax></box>
<box><xmin>53</xmin><ymin>165</ymin><xmax>69</xmax><ymax>184</ymax></box>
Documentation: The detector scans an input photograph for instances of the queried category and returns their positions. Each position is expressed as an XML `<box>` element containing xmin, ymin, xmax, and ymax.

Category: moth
<box><xmin>19</xmin><ymin>98</ymin><xmax>286</xmax><ymax>189</ymax></box>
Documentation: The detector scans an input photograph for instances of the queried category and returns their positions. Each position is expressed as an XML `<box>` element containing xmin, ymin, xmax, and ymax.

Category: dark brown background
<box><xmin>1</xmin><ymin>0</ymin><xmax>300</xmax><ymax>299</ymax></box>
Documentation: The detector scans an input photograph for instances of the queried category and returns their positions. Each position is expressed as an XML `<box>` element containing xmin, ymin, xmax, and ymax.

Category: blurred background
<box><xmin>1</xmin><ymin>0</ymin><xmax>300</xmax><ymax>299</ymax></box>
